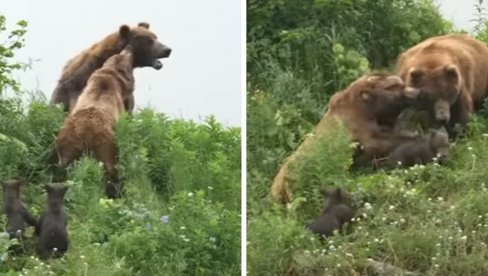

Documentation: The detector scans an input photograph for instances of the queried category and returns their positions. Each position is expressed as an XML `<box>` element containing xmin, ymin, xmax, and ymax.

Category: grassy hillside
<box><xmin>0</xmin><ymin>17</ymin><xmax>240</xmax><ymax>275</ymax></box>
<box><xmin>248</xmin><ymin>0</ymin><xmax>488</xmax><ymax>275</ymax></box>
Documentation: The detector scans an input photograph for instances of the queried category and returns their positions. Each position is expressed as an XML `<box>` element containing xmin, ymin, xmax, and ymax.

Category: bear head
<box><xmin>427</xmin><ymin>127</ymin><xmax>450</xmax><ymax>162</ymax></box>
<box><xmin>405</xmin><ymin>65</ymin><xmax>461</xmax><ymax>124</ymax></box>
<box><xmin>118</xmin><ymin>22</ymin><xmax>172</xmax><ymax>70</ymax></box>
<box><xmin>352</xmin><ymin>74</ymin><xmax>413</xmax><ymax>119</ymax></box>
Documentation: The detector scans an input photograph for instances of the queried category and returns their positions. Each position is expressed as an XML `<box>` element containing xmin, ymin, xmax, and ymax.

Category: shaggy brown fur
<box><xmin>55</xmin><ymin>46</ymin><xmax>135</xmax><ymax>198</ymax></box>
<box><xmin>2</xmin><ymin>179</ymin><xmax>37</xmax><ymax>239</ymax></box>
<box><xmin>35</xmin><ymin>183</ymin><xmax>68</xmax><ymax>260</ymax></box>
<box><xmin>385</xmin><ymin>128</ymin><xmax>450</xmax><ymax>168</ymax></box>
<box><xmin>396</xmin><ymin>33</ymin><xmax>488</xmax><ymax>138</ymax></box>
<box><xmin>50</xmin><ymin>22</ymin><xmax>171</xmax><ymax>113</ymax></box>
<box><xmin>270</xmin><ymin>73</ymin><xmax>418</xmax><ymax>203</ymax></box>
<box><xmin>307</xmin><ymin>187</ymin><xmax>355</xmax><ymax>238</ymax></box>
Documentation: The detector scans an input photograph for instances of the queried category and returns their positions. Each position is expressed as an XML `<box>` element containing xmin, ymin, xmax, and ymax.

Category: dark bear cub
<box><xmin>2</xmin><ymin>179</ymin><xmax>37</xmax><ymax>239</ymax></box>
<box><xmin>386</xmin><ymin>128</ymin><xmax>450</xmax><ymax>168</ymax></box>
<box><xmin>36</xmin><ymin>183</ymin><xmax>69</xmax><ymax>259</ymax></box>
<box><xmin>307</xmin><ymin>187</ymin><xmax>355</xmax><ymax>238</ymax></box>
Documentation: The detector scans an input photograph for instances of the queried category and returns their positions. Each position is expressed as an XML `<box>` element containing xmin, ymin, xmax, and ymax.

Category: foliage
<box><xmin>0</xmin><ymin>15</ymin><xmax>240</xmax><ymax>276</ymax></box>
<box><xmin>247</xmin><ymin>0</ymin><xmax>488</xmax><ymax>275</ymax></box>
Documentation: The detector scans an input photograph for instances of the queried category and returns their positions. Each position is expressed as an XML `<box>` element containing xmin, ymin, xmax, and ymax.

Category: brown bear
<box><xmin>380</xmin><ymin>127</ymin><xmax>450</xmax><ymax>169</ymax></box>
<box><xmin>35</xmin><ymin>183</ymin><xmax>69</xmax><ymax>260</ymax></box>
<box><xmin>2</xmin><ymin>179</ymin><xmax>37</xmax><ymax>239</ymax></box>
<box><xmin>396</xmin><ymin>33</ymin><xmax>488</xmax><ymax>139</ymax></box>
<box><xmin>54</xmin><ymin>45</ymin><xmax>136</xmax><ymax>198</ymax></box>
<box><xmin>307</xmin><ymin>187</ymin><xmax>355</xmax><ymax>238</ymax></box>
<box><xmin>270</xmin><ymin>73</ymin><xmax>418</xmax><ymax>203</ymax></box>
<box><xmin>50</xmin><ymin>22</ymin><xmax>172</xmax><ymax>113</ymax></box>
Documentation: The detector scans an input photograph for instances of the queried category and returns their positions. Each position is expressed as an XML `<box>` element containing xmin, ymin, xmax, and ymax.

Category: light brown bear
<box><xmin>396</xmin><ymin>33</ymin><xmax>488</xmax><ymax>138</ymax></box>
<box><xmin>55</xmin><ymin>46</ymin><xmax>136</xmax><ymax>198</ymax></box>
<box><xmin>270</xmin><ymin>73</ymin><xmax>418</xmax><ymax>203</ymax></box>
<box><xmin>50</xmin><ymin>22</ymin><xmax>171</xmax><ymax>113</ymax></box>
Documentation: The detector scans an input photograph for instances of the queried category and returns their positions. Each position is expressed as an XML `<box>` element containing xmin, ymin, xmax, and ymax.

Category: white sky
<box><xmin>0</xmin><ymin>0</ymin><xmax>242</xmax><ymax>127</ymax></box>
<box><xmin>437</xmin><ymin>0</ymin><xmax>484</xmax><ymax>32</ymax></box>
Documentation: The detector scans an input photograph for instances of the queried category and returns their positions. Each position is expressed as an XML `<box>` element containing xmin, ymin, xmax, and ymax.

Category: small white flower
<box><xmin>389</xmin><ymin>205</ymin><xmax>395</xmax><ymax>210</ymax></box>
<box><xmin>461</xmin><ymin>235</ymin><xmax>467</xmax><ymax>241</ymax></box>
<box><xmin>468</xmin><ymin>146</ymin><xmax>473</xmax><ymax>151</ymax></box>
<box><xmin>187</xmin><ymin>192</ymin><xmax>194</xmax><ymax>197</ymax></box>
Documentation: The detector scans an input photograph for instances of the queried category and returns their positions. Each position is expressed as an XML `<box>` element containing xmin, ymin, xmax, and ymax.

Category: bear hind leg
<box><xmin>94</xmin><ymin>138</ymin><xmax>123</xmax><ymax>199</ymax></box>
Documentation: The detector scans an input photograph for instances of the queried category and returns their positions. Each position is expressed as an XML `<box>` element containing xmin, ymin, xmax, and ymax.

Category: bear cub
<box><xmin>2</xmin><ymin>179</ymin><xmax>37</xmax><ymax>239</ymax></box>
<box><xmin>307</xmin><ymin>187</ymin><xmax>355</xmax><ymax>238</ymax></box>
<box><xmin>35</xmin><ymin>183</ymin><xmax>69</xmax><ymax>259</ymax></box>
<box><xmin>387</xmin><ymin>128</ymin><xmax>450</xmax><ymax>168</ymax></box>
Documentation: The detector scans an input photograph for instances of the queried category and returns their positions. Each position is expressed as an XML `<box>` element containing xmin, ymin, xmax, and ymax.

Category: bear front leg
<box><xmin>124</xmin><ymin>94</ymin><xmax>135</xmax><ymax>114</ymax></box>
<box><xmin>447</xmin><ymin>94</ymin><xmax>472</xmax><ymax>140</ymax></box>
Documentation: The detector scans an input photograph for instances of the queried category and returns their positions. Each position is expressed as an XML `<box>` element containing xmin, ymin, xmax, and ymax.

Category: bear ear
<box><xmin>138</xmin><ymin>22</ymin><xmax>150</xmax><ymax>29</ymax></box>
<box><xmin>13</xmin><ymin>179</ymin><xmax>24</xmax><ymax>188</ymax></box>
<box><xmin>365</xmin><ymin>75</ymin><xmax>381</xmax><ymax>83</ymax></box>
<box><xmin>320</xmin><ymin>188</ymin><xmax>332</xmax><ymax>198</ymax></box>
<box><xmin>59</xmin><ymin>185</ymin><xmax>69</xmax><ymax>196</ymax></box>
<box><xmin>444</xmin><ymin>64</ymin><xmax>459</xmax><ymax>82</ymax></box>
<box><xmin>44</xmin><ymin>184</ymin><xmax>53</xmax><ymax>193</ymax></box>
<box><xmin>119</xmin><ymin>25</ymin><xmax>131</xmax><ymax>38</ymax></box>
<box><xmin>404</xmin><ymin>86</ymin><xmax>420</xmax><ymax>99</ymax></box>
<box><xmin>409</xmin><ymin>68</ymin><xmax>424</xmax><ymax>80</ymax></box>
<box><xmin>384</xmin><ymin>75</ymin><xmax>404</xmax><ymax>88</ymax></box>
<box><xmin>359</xmin><ymin>90</ymin><xmax>371</xmax><ymax>101</ymax></box>
<box><xmin>333</xmin><ymin>188</ymin><xmax>342</xmax><ymax>199</ymax></box>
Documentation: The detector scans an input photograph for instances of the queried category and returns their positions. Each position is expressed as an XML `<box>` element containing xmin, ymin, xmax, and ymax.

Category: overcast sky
<box><xmin>0</xmin><ymin>0</ymin><xmax>242</xmax><ymax>127</ymax></box>
<box><xmin>437</xmin><ymin>0</ymin><xmax>483</xmax><ymax>31</ymax></box>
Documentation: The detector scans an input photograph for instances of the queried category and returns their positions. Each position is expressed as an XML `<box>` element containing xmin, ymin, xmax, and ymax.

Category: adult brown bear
<box><xmin>55</xmin><ymin>46</ymin><xmax>137</xmax><ymax>198</ymax></box>
<box><xmin>270</xmin><ymin>73</ymin><xmax>417</xmax><ymax>203</ymax></box>
<box><xmin>396</xmin><ymin>33</ymin><xmax>488</xmax><ymax>138</ymax></box>
<box><xmin>50</xmin><ymin>22</ymin><xmax>171</xmax><ymax>113</ymax></box>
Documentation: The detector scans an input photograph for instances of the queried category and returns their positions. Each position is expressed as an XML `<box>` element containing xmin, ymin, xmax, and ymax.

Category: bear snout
<box><xmin>434</xmin><ymin>100</ymin><xmax>450</xmax><ymax>124</ymax></box>
<box><xmin>156</xmin><ymin>43</ymin><xmax>172</xmax><ymax>59</ymax></box>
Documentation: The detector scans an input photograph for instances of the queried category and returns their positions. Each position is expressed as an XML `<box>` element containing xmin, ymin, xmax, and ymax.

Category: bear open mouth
<box><xmin>152</xmin><ymin>60</ymin><xmax>163</xmax><ymax>70</ymax></box>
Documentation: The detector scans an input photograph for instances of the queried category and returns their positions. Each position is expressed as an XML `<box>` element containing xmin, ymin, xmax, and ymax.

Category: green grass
<box><xmin>0</xmin><ymin>100</ymin><xmax>241</xmax><ymax>276</ymax></box>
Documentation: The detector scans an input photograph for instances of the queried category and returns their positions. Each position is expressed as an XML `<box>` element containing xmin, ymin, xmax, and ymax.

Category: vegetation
<box><xmin>0</xmin><ymin>15</ymin><xmax>240</xmax><ymax>275</ymax></box>
<box><xmin>248</xmin><ymin>0</ymin><xmax>488</xmax><ymax>275</ymax></box>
